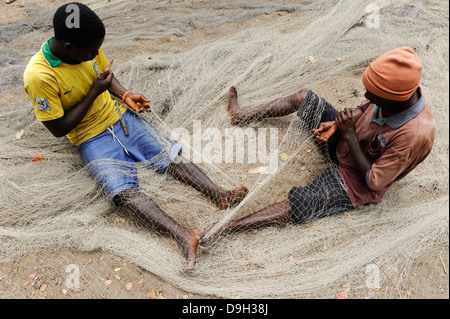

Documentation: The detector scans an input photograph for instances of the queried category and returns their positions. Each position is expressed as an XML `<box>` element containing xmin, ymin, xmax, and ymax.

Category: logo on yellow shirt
<box><xmin>64</xmin><ymin>86</ymin><xmax>75</xmax><ymax>95</ymax></box>
<box><xmin>92</xmin><ymin>61</ymin><xmax>99</xmax><ymax>75</ymax></box>
<box><xmin>35</xmin><ymin>97</ymin><xmax>50</xmax><ymax>111</ymax></box>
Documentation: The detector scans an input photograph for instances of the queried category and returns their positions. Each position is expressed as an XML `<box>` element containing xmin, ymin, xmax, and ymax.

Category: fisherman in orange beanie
<box><xmin>200</xmin><ymin>47</ymin><xmax>435</xmax><ymax>246</ymax></box>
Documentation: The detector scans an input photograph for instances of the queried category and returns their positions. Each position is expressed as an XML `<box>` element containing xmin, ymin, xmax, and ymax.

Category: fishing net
<box><xmin>0</xmin><ymin>0</ymin><xmax>448</xmax><ymax>299</ymax></box>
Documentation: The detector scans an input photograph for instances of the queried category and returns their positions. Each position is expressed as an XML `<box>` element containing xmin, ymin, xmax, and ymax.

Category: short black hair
<box><xmin>53</xmin><ymin>2</ymin><xmax>105</xmax><ymax>47</ymax></box>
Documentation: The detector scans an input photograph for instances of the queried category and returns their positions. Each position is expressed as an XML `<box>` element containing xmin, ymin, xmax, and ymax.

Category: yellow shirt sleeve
<box><xmin>96</xmin><ymin>48</ymin><xmax>109</xmax><ymax>73</ymax></box>
<box><xmin>24</xmin><ymin>63</ymin><xmax>64</xmax><ymax>122</ymax></box>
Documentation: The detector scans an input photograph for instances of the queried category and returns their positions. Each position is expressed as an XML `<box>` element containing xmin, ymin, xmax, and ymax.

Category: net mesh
<box><xmin>0</xmin><ymin>0</ymin><xmax>448</xmax><ymax>299</ymax></box>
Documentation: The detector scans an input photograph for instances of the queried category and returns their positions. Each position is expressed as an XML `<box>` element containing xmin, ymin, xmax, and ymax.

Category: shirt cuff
<box><xmin>358</xmin><ymin>99</ymin><xmax>371</xmax><ymax>112</ymax></box>
<box><xmin>365</xmin><ymin>167</ymin><xmax>372</xmax><ymax>190</ymax></box>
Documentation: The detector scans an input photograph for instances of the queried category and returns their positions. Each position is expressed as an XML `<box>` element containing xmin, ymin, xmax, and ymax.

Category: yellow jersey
<box><xmin>23</xmin><ymin>37</ymin><xmax>126</xmax><ymax>146</ymax></box>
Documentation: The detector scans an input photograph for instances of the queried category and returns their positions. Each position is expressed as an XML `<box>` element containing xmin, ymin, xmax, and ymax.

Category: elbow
<box><xmin>49</xmin><ymin>130</ymin><xmax>67</xmax><ymax>138</ymax></box>
<box><xmin>368</xmin><ymin>183</ymin><xmax>384</xmax><ymax>192</ymax></box>
<box><xmin>42</xmin><ymin>124</ymin><xmax>67</xmax><ymax>138</ymax></box>
<box><xmin>365</xmin><ymin>167</ymin><xmax>382</xmax><ymax>191</ymax></box>
<box><xmin>365</xmin><ymin>169</ymin><xmax>385</xmax><ymax>191</ymax></box>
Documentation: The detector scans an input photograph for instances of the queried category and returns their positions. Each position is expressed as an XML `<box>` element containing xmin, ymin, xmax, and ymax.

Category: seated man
<box><xmin>200</xmin><ymin>47</ymin><xmax>435</xmax><ymax>246</ymax></box>
<box><xmin>23</xmin><ymin>3</ymin><xmax>248</xmax><ymax>271</ymax></box>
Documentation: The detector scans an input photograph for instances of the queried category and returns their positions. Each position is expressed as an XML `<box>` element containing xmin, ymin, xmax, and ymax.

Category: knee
<box><xmin>113</xmin><ymin>188</ymin><xmax>140</xmax><ymax>207</ymax></box>
<box><xmin>292</xmin><ymin>89</ymin><xmax>310</xmax><ymax>107</ymax></box>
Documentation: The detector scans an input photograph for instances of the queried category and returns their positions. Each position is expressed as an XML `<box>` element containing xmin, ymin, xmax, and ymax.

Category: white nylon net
<box><xmin>0</xmin><ymin>0</ymin><xmax>448</xmax><ymax>299</ymax></box>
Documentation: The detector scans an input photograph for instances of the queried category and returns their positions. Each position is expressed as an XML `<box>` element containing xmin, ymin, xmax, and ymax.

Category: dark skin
<box><xmin>42</xmin><ymin>37</ymin><xmax>249</xmax><ymax>270</ymax></box>
<box><xmin>200</xmin><ymin>86</ymin><xmax>419</xmax><ymax>247</ymax></box>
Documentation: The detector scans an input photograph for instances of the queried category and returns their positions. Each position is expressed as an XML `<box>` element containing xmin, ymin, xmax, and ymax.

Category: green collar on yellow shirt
<box><xmin>42</xmin><ymin>37</ymin><xmax>63</xmax><ymax>68</ymax></box>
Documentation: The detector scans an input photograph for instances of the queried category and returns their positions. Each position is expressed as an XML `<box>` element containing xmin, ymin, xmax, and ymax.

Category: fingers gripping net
<box><xmin>1</xmin><ymin>0</ymin><xmax>448</xmax><ymax>299</ymax></box>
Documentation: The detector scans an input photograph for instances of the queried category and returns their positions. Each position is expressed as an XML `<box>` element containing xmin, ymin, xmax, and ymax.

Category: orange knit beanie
<box><xmin>362</xmin><ymin>47</ymin><xmax>422</xmax><ymax>101</ymax></box>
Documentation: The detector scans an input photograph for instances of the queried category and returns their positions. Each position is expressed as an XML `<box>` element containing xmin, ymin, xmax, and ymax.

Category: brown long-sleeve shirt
<box><xmin>337</xmin><ymin>87</ymin><xmax>435</xmax><ymax>207</ymax></box>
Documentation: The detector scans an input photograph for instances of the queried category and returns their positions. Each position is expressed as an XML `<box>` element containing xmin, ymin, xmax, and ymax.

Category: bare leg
<box><xmin>228</xmin><ymin>86</ymin><xmax>309</xmax><ymax>125</ymax></box>
<box><xmin>114</xmin><ymin>188</ymin><xmax>200</xmax><ymax>271</ymax></box>
<box><xmin>200</xmin><ymin>200</ymin><xmax>292</xmax><ymax>247</ymax></box>
<box><xmin>167</xmin><ymin>156</ymin><xmax>248</xmax><ymax>210</ymax></box>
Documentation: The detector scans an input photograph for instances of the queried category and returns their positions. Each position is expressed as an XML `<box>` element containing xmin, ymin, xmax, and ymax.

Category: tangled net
<box><xmin>0</xmin><ymin>0</ymin><xmax>448</xmax><ymax>298</ymax></box>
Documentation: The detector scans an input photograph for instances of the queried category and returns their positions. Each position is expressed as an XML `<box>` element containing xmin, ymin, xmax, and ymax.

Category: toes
<box><xmin>228</xmin><ymin>86</ymin><xmax>238</xmax><ymax>103</ymax></box>
<box><xmin>198</xmin><ymin>243</ymin><xmax>211</xmax><ymax>252</ymax></box>
<box><xmin>218</xmin><ymin>185</ymin><xmax>249</xmax><ymax>210</ymax></box>
<box><xmin>182</xmin><ymin>259</ymin><xmax>195</xmax><ymax>272</ymax></box>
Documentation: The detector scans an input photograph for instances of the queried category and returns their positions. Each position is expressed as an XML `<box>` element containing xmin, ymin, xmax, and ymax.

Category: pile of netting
<box><xmin>0</xmin><ymin>0</ymin><xmax>448</xmax><ymax>298</ymax></box>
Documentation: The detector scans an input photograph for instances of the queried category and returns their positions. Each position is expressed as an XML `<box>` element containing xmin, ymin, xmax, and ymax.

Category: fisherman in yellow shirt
<box><xmin>23</xmin><ymin>2</ymin><xmax>248</xmax><ymax>271</ymax></box>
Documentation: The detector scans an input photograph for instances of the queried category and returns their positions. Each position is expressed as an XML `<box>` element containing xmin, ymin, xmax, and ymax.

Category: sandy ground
<box><xmin>0</xmin><ymin>0</ymin><xmax>448</xmax><ymax>300</ymax></box>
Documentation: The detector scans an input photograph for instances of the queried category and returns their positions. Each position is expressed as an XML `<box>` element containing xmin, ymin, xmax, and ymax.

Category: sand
<box><xmin>0</xmin><ymin>0</ymin><xmax>448</xmax><ymax>299</ymax></box>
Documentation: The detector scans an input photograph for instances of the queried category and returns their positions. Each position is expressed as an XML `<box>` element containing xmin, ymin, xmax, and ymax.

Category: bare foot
<box><xmin>217</xmin><ymin>185</ymin><xmax>249</xmax><ymax>210</ymax></box>
<box><xmin>179</xmin><ymin>228</ymin><xmax>201</xmax><ymax>272</ymax></box>
<box><xmin>228</xmin><ymin>86</ymin><xmax>246</xmax><ymax>125</ymax></box>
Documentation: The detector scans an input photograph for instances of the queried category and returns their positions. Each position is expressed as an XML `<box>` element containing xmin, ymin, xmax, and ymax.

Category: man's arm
<box><xmin>108</xmin><ymin>77</ymin><xmax>151</xmax><ymax>113</ymax></box>
<box><xmin>42</xmin><ymin>70</ymin><xmax>114</xmax><ymax>137</ymax></box>
<box><xmin>335</xmin><ymin>107</ymin><xmax>371</xmax><ymax>177</ymax></box>
<box><xmin>108</xmin><ymin>76</ymin><xmax>127</xmax><ymax>100</ymax></box>
<box><xmin>312</xmin><ymin>107</ymin><xmax>364</xmax><ymax>142</ymax></box>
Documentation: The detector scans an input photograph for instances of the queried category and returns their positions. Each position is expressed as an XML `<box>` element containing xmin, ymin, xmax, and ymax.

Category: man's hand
<box><xmin>335</xmin><ymin>107</ymin><xmax>357</xmax><ymax>140</ymax></box>
<box><xmin>43</xmin><ymin>70</ymin><xmax>114</xmax><ymax>138</ymax></box>
<box><xmin>312</xmin><ymin>121</ymin><xmax>337</xmax><ymax>142</ymax></box>
<box><xmin>123</xmin><ymin>92</ymin><xmax>151</xmax><ymax>112</ymax></box>
<box><xmin>91</xmin><ymin>70</ymin><xmax>114</xmax><ymax>96</ymax></box>
<box><xmin>335</xmin><ymin>107</ymin><xmax>371</xmax><ymax>178</ymax></box>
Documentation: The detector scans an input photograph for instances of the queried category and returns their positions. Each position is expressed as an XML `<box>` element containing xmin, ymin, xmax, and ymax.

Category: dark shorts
<box><xmin>78</xmin><ymin>110</ymin><xmax>182</xmax><ymax>201</ymax></box>
<box><xmin>297</xmin><ymin>89</ymin><xmax>341</xmax><ymax>163</ymax></box>
<box><xmin>288</xmin><ymin>166</ymin><xmax>353</xmax><ymax>223</ymax></box>
<box><xmin>289</xmin><ymin>90</ymin><xmax>353</xmax><ymax>223</ymax></box>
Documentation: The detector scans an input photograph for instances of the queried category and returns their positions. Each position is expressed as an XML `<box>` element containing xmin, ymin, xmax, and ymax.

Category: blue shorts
<box><xmin>78</xmin><ymin>110</ymin><xmax>182</xmax><ymax>201</ymax></box>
